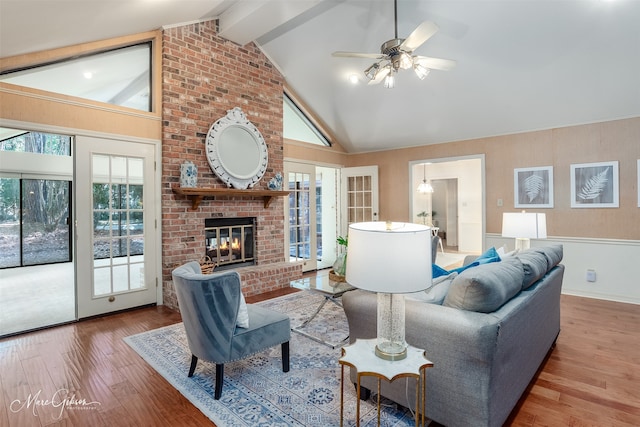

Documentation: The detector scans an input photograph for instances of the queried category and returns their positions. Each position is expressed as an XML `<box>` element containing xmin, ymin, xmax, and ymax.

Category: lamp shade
<box><xmin>501</xmin><ymin>212</ymin><xmax>547</xmax><ymax>239</ymax></box>
<box><xmin>346</xmin><ymin>222</ymin><xmax>432</xmax><ymax>293</ymax></box>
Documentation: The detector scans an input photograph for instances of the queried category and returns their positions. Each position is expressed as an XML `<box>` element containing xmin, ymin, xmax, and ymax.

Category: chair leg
<box><xmin>355</xmin><ymin>383</ymin><xmax>371</xmax><ymax>401</ymax></box>
<box><xmin>214</xmin><ymin>364</ymin><xmax>224</xmax><ymax>400</ymax></box>
<box><xmin>282</xmin><ymin>341</ymin><xmax>290</xmax><ymax>372</ymax></box>
<box><xmin>188</xmin><ymin>355</ymin><xmax>198</xmax><ymax>377</ymax></box>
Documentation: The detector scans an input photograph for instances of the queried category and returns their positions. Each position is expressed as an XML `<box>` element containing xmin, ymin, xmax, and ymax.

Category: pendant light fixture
<box><xmin>417</xmin><ymin>163</ymin><xmax>434</xmax><ymax>193</ymax></box>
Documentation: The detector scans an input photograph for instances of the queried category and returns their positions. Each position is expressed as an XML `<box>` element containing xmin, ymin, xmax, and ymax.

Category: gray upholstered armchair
<box><xmin>172</xmin><ymin>261</ymin><xmax>291</xmax><ymax>399</ymax></box>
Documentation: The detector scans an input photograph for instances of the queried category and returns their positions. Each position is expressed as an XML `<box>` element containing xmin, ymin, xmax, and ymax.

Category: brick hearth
<box><xmin>161</xmin><ymin>21</ymin><xmax>302</xmax><ymax>310</ymax></box>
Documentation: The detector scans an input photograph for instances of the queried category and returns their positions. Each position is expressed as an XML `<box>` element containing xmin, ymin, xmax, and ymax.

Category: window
<box><xmin>283</xmin><ymin>92</ymin><xmax>331</xmax><ymax>146</ymax></box>
<box><xmin>1</xmin><ymin>128</ymin><xmax>71</xmax><ymax>156</ymax></box>
<box><xmin>0</xmin><ymin>129</ymin><xmax>73</xmax><ymax>268</ymax></box>
<box><xmin>0</xmin><ymin>43</ymin><xmax>152</xmax><ymax>112</ymax></box>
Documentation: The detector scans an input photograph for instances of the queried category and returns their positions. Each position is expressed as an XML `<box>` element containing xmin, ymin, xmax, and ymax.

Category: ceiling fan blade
<box><xmin>332</xmin><ymin>51</ymin><xmax>385</xmax><ymax>59</ymax></box>
<box><xmin>413</xmin><ymin>56</ymin><xmax>457</xmax><ymax>71</ymax></box>
<box><xmin>368</xmin><ymin>67</ymin><xmax>390</xmax><ymax>85</ymax></box>
<box><xmin>400</xmin><ymin>21</ymin><xmax>439</xmax><ymax>52</ymax></box>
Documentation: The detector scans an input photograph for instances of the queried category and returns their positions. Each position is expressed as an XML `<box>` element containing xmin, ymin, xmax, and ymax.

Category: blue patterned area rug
<box><xmin>124</xmin><ymin>290</ymin><xmax>424</xmax><ymax>426</ymax></box>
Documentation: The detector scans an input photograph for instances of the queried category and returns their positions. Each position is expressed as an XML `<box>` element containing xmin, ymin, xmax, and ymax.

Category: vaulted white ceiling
<box><xmin>1</xmin><ymin>0</ymin><xmax>639</xmax><ymax>153</ymax></box>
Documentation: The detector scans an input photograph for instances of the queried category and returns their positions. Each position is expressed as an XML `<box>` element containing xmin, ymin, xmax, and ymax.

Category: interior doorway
<box><xmin>0</xmin><ymin>128</ymin><xmax>76</xmax><ymax>337</ymax></box>
<box><xmin>410</xmin><ymin>155</ymin><xmax>484</xmax><ymax>254</ymax></box>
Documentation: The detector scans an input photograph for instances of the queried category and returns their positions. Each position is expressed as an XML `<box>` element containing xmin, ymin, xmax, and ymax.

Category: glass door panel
<box><xmin>21</xmin><ymin>179</ymin><xmax>71</xmax><ymax>266</ymax></box>
<box><xmin>0</xmin><ymin>177</ymin><xmax>20</xmax><ymax>268</ymax></box>
<box><xmin>0</xmin><ymin>177</ymin><xmax>71</xmax><ymax>268</ymax></box>
<box><xmin>91</xmin><ymin>155</ymin><xmax>145</xmax><ymax>298</ymax></box>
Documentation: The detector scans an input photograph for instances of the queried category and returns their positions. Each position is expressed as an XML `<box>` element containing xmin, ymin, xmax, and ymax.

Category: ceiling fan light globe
<box><xmin>383</xmin><ymin>72</ymin><xmax>396</xmax><ymax>89</ymax></box>
<box><xmin>364</xmin><ymin>63</ymin><xmax>380</xmax><ymax>80</ymax></box>
<box><xmin>414</xmin><ymin>63</ymin><xmax>431</xmax><ymax>80</ymax></box>
<box><xmin>399</xmin><ymin>52</ymin><xmax>413</xmax><ymax>70</ymax></box>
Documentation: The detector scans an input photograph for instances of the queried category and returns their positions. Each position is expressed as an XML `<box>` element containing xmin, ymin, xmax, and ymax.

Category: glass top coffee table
<box><xmin>290</xmin><ymin>273</ymin><xmax>355</xmax><ymax>348</ymax></box>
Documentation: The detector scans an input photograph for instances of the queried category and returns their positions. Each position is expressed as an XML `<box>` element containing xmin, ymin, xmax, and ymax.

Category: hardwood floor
<box><xmin>1</xmin><ymin>290</ymin><xmax>638</xmax><ymax>426</ymax></box>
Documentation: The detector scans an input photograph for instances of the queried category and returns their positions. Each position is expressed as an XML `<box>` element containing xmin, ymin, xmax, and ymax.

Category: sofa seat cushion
<box><xmin>443</xmin><ymin>257</ymin><xmax>524</xmax><ymax>312</ymax></box>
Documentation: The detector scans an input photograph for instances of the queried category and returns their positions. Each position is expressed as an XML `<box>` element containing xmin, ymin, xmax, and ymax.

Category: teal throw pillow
<box><xmin>475</xmin><ymin>246</ymin><xmax>501</xmax><ymax>265</ymax></box>
<box><xmin>433</xmin><ymin>261</ymin><xmax>479</xmax><ymax>279</ymax></box>
<box><xmin>433</xmin><ymin>263</ymin><xmax>450</xmax><ymax>278</ymax></box>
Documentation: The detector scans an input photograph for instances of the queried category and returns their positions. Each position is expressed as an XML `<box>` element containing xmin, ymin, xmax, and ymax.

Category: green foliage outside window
<box><xmin>1</xmin><ymin>130</ymin><xmax>71</xmax><ymax>156</ymax></box>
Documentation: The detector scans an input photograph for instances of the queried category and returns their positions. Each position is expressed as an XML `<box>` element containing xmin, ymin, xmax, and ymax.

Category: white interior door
<box><xmin>285</xmin><ymin>162</ymin><xmax>317</xmax><ymax>272</ymax></box>
<box><xmin>446</xmin><ymin>179</ymin><xmax>458</xmax><ymax>246</ymax></box>
<box><xmin>75</xmin><ymin>136</ymin><xmax>159</xmax><ymax>318</ymax></box>
<box><xmin>341</xmin><ymin>166</ymin><xmax>379</xmax><ymax>236</ymax></box>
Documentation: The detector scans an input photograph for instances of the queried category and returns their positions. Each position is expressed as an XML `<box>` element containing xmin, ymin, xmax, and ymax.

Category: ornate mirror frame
<box><xmin>205</xmin><ymin>107</ymin><xmax>268</xmax><ymax>189</ymax></box>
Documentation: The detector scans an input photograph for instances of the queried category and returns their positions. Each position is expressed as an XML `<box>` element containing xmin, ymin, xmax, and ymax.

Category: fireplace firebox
<box><xmin>205</xmin><ymin>217</ymin><xmax>256</xmax><ymax>270</ymax></box>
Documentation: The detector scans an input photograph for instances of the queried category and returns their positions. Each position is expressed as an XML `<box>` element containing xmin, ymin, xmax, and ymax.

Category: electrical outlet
<box><xmin>586</xmin><ymin>269</ymin><xmax>596</xmax><ymax>282</ymax></box>
<box><xmin>497</xmin><ymin>198</ymin><xmax>503</xmax><ymax>207</ymax></box>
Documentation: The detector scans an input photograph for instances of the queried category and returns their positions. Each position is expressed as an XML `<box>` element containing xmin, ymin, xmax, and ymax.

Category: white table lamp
<box><xmin>346</xmin><ymin>221</ymin><xmax>432</xmax><ymax>361</ymax></box>
<box><xmin>502</xmin><ymin>212</ymin><xmax>547</xmax><ymax>251</ymax></box>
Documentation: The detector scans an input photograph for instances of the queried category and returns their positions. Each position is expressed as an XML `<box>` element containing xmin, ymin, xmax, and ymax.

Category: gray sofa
<box><xmin>342</xmin><ymin>244</ymin><xmax>564</xmax><ymax>427</ymax></box>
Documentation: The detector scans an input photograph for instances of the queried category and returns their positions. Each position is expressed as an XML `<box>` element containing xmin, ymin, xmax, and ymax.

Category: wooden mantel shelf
<box><xmin>172</xmin><ymin>187</ymin><xmax>290</xmax><ymax>210</ymax></box>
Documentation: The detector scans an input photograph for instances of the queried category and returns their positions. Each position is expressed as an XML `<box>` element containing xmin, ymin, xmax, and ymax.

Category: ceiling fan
<box><xmin>332</xmin><ymin>0</ymin><xmax>456</xmax><ymax>88</ymax></box>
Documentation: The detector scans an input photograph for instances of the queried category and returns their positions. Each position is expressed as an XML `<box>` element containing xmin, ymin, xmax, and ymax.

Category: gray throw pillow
<box><xmin>443</xmin><ymin>257</ymin><xmax>524</xmax><ymax>313</ymax></box>
<box><xmin>405</xmin><ymin>272</ymin><xmax>457</xmax><ymax>305</ymax></box>
<box><xmin>516</xmin><ymin>249</ymin><xmax>549</xmax><ymax>289</ymax></box>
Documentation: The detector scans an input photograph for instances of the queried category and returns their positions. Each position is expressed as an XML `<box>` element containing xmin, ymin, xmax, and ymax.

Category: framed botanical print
<box><xmin>514</xmin><ymin>166</ymin><xmax>553</xmax><ymax>208</ymax></box>
<box><xmin>571</xmin><ymin>161</ymin><xmax>619</xmax><ymax>208</ymax></box>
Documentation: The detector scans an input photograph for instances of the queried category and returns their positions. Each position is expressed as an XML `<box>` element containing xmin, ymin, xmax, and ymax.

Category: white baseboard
<box><xmin>486</xmin><ymin>234</ymin><xmax>640</xmax><ymax>306</ymax></box>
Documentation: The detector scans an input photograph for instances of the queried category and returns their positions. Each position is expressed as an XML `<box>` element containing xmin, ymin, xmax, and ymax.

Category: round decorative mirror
<box><xmin>205</xmin><ymin>107</ymin><xmax>268</xmax><ymax>189</ymax></box>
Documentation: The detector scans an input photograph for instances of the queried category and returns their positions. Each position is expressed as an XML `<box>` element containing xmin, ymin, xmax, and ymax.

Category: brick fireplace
<box><xmin>161</xmin><ymin>20</ymin><xmax>302</xmax><ymax>310</ymax></box>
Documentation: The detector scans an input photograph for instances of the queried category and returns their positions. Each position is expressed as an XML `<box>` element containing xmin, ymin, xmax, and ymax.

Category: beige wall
<box><xmin>283</xmin><ymin>138</ymin><xmax>348</xmax><ymax>166</ymax></box>
<box><xmin>347</xmin><ymin>117</ymin><xmax>640</xmax><ymax>240</ymax></box>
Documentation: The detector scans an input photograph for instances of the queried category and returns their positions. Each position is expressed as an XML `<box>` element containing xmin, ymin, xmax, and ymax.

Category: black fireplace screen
<box><xmin>205</xmin><ymin>217</ymin><xmax>255</xmax><ymax>269</ymax></box>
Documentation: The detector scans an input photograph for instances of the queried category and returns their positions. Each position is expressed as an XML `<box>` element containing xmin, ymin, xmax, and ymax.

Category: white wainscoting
<box><xmin>486</xmin><ymin>234</ymin><xmax>640</xmax><ymax>305</ymax></box>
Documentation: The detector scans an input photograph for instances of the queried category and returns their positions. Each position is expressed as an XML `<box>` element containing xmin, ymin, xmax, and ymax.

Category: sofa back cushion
<box><xmin>535</xmin><ymin>244</ymin><xmax>563</xmax><ymax>269</ymax></box>
<box><xmin>516</xmin><ymin>244</ymin><xmax>563</xmax><ymax>290</ymax></box>
<box><xmin>516</xmin><ymin>250</ymin><xmax>549</xmax><ymax>290</ymax></box>
<box><xmin>405</xmin><ymin>272</ymin><xmax>458</xmax><ymax>305</ymax></box>
<box><xmin>443</xmin><ymin>257</ymin><xmax>524</xmax><ymax>313</ymax></box>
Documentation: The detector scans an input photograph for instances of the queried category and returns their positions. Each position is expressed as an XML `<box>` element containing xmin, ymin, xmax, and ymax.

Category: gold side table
<box><xmin>339</xmin><ymin>338</ymin><xmax>433</xmax><ymax>427</ymax></box>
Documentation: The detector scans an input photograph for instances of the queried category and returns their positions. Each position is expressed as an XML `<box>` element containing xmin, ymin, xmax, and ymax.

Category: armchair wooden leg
<box><xmin>214</xmin><ymin>364</ymin><xmax>224</xmax><ymax>400</ymax></box>
<box><xmin>282</xmin><ymin>341</ymin><xmax>290</xmax><ymax>372</ymax></box>
<box><xmin>188</xmin><ymin>355</ymin><xmax>198</xmax><ymax>377</ymax></box>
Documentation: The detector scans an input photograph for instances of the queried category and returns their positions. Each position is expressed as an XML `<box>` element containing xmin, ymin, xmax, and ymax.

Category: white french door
<box><xmin>75</xmin><ymin>136</ymin><xmax>159</xmax><ymax>318</ymax></box>
<box><xmin>341</xmin><ymin>166</ymin><xmax>379</xmax><ymax>236</ymax></box>
<box><xmin>285</xmin><ymin>162</ymin><xmax>317</xmax><ymax>272</ymax></box>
